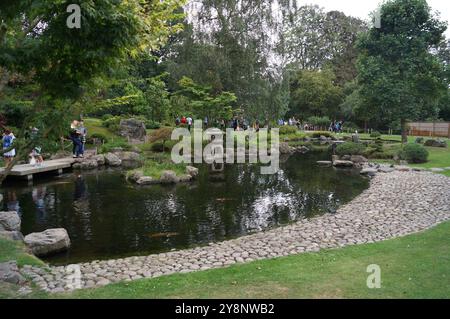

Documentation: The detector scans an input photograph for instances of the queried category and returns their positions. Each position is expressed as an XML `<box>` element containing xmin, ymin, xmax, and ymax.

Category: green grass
<box><xmin>84</xmin><ymin>118</ymin><xmax>119</xmax><ymax>141</ymax></box>
<box><xmin>0</xmin><ymin>238</ymin><xmax>44</xmax><ymax>267</ymax></box>
<box><xmin>57</xmin><ymin>221</ymin><xmax>450</xmax><ymax>299</ymax></box>
<box><xmin>128</xmin><ymin>153</ymin><xmax>186</xmax><ymax>179</ymax></box>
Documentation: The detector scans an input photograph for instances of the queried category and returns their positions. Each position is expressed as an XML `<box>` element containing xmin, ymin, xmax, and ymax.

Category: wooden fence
<box><xmin>408</xmin><ymin>122</ymin><xmax>450</xmax><ymax>138</ymax></box>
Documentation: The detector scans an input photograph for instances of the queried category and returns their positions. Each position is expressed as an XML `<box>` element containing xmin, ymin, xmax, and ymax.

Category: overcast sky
<box><xmin>299</xmin><ymin>0</ymin><xmax>450</xmax><ymax>37</ymax></box>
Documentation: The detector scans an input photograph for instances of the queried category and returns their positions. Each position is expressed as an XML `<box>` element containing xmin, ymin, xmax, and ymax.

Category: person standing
<box><xmin>186</xmin><ymin>116</ymin><xmax>193</xmax><ymax>131</ymax></box>
<box><xmin>2</xmin><ymin>129</ymin><xmax>16</xmax><ymax>166</ymax></box>
<box><xmin>78</xmin><ymin>120</ymin><xmax>87</xmax><ymax>156</ymax></box>
<box><xmin>69</xmin><ymin>120</ymin><xmax>82</xmax><ymax>158</ymax></box>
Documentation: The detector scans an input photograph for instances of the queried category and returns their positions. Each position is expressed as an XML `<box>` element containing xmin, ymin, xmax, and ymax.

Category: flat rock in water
<box><xmin>24</xmin><ymin>228</ymin><xmax>71</xmax><ymax>257</ymax></box>
<box><xmin>317</xmin><ymin>161</ymin><xmax>332</xmax><ymax>167</ymax></box>
<box><xmin>0</xmin><ymin>211</ymin><xmax>21</xmax><ymax>232</ymax></box>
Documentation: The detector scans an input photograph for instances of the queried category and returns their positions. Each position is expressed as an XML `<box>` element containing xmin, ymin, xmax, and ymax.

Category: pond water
<box><xmin>1</xmin><ymin>153</ymin><xmax>369</xmax><ymax>265</ymax></box>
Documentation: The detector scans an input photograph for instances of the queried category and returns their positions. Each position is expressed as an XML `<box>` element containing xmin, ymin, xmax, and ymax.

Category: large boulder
<box><xmin>160</xmin><ymin>170</ymin><xmax>179</xmax><ymax>184</ymax></box>
<box><xmin>92</xmin><ymin>154</ymin><xmax>106</xmax><ymax>166</ymax></box>
<box><xmin>24</xmin><ymin>228</ymin><xmax>71</xmax><ymax>257</ymax></box>
<box><xmin>351</xmin><ymin>155</ymin><xmax>368</xmax><ymax>164</ymax></box>
<box><xmin>127</xmin><ymin>170</ymin><xmax>144</xmax><ymax>183</ymax></box>
<box><xmin>104</xmin><ymin>153</ymin><xmax>122</xmax><ymax>167</ymax></box>
<box><xmin>0</xmin><ymin>211</ymin><xmax>21</xmax><ymax>232</ymax></box>
<box><xmin>186</xmin><ymin>166</ymin><xmax>199</xmax><ymax>178</ymax></box>
<box><xmin>424</xmin><ymin>139</ymin><xmax>447</xmax><ymax>148</ymax></box>
<box><xmin>73</xmin><ymin>159</ymin><xmax>98</xmax><ymax>170</ymax></box>
<box><xmin>279</xmin><ymin>142</ymin><xmax>294</xmax><ymax>154</ymax></box>
<box><xmin>0</xmin><ymin>261</ymin><xmax>25</xmax><ymax>285</ymax></box>
<box><xmin>118</xmin><ymin>118</ymin><xmax>147</xmax><ymax>141</ymax></box>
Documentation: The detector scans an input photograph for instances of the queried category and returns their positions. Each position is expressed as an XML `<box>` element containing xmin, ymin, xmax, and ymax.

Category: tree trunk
<box><xmin>401</xmin><ymin>118</ymin><xmax>408</xmax><ymax>144</ymax></box>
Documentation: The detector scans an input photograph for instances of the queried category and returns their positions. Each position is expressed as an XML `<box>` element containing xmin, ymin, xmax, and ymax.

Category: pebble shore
<box><xmin>21</xmin><ymin>170</ymin><xmax>450</xmax><ymax>293</ymax></box>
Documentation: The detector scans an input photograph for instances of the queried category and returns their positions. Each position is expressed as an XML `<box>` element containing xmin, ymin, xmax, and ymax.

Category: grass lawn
<box><xmin>0</xmin><ymin>238</ymin><xmax>44</xmax><ymax>267</ymax></box>
<box><xmin>51</xmin><ymin>221</ymin><xmax>450</xmax><ymax>299</ymax></box>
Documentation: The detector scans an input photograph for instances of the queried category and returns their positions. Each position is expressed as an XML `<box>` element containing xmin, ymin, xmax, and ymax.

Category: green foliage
<box><xmin>310</xmin><ymin>131</ymin><xmax>334</xmax><ymax>139</ymax></box>
<box><xmin>356</xmin><ymin>0</ymin><xmax>448</xmax><ymax>140</ymax></box>
<box><xmin>336</xmin><ymin>142</ymin><xmax>366</xmax><ymax>156</ymax></box>
<box><xmin>99</xmin><ymin>139</ymin><xmax>131</xmax><ymax>154</ymax></box>
<box><xmin>307</xmin><ymin>116</ymin><xmax>331</xmax><ymax>128</ymax></box>
<box><xmin>102</xmin><ymin>116</ymin><xmax>123</xmax><ymax>133</ymax></box>
<box><xmin>290</xmin><ymin>69</ymin><xmax>343</xmax><ymax>119</ymax></box>
<box><xmin>279</xmin><ymin>126</ymin><xmax>298</xmax><ymax>135</ymax></box>
<box><xmin>88</xmin><ymin>133</ymin><xmax>109</xmax><ymax>144</ymax></box>
<box><xmin>399</xmin><ymin>143</ymin><xmax>429</xmax><ymax>163</ymax></box>
<box><xmin>370</xmin><ymin>131</ymin><xmax>381</xmax><ymax>138</ymax></box>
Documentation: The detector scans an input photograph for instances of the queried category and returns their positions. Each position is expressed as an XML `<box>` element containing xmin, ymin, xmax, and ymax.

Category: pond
<box><xmin>1</xmin><ymin>152</ymin><xmax>369</xmax><ymax>265</ymax></box>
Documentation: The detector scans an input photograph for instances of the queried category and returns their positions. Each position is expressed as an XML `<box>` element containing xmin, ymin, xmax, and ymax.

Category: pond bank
<box><xmin>20</xmin><ymin>170</ymin><xmax>450</xmax><ymax>293</ymax></box>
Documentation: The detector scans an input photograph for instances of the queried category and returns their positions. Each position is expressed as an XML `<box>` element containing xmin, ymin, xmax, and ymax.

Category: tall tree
<box><xmin>357</xmin><ymin>0</ymin><xmax>448</xmax><ymax>143</ymax></box>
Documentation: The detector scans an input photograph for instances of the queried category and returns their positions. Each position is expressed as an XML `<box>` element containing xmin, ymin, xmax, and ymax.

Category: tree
<box><xmin>0</xmin><ymin>0</ymin><xmax>184</xmax><ymax>182</ymax></box>
<box><xmin>356</xmin><ymin>0</ymin><xmax>448</xmax><ymax>143</ymax></box>
<box><xmin>289</xmin><ymin>69</ymin><xmax>343</xmax><ymax>119</ymax></box>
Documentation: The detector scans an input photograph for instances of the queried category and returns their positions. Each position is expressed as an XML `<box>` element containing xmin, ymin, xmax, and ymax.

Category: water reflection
<box><xmin>1</xmin><ymin>153</ymin><xmax>368</xmax><ymax>265</ymax></box>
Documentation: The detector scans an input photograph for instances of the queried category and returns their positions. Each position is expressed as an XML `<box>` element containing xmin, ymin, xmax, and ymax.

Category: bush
<box><xmin>102</xmin><ymin>116</ymin><xmax>122</xmax><ymax>133</ymax></box>
<box><xmin>399</xmin><ymin>143</ymin><xmax>429</xmax><ymax>163</ymax></box>
<box><xmin>145</xmin><ymin>121</ymin><xmax>161</xmax><ymax>130</ymax></box>
<box><xmin>310</xmin><ymin>131</ymin><xmax>334</xmax><ymax>139</ymax></box>
<box><xmin>88</xmin><ymin>133</ymin><xmax>109</xmax><ymax>144</ymax></box>
<box><xmin>279</xmin><ymin>126</ymin><xmax>298</xmax><ymax>135</ymax></box>
<box><xmin>336</xmin><ymin>142</ymin><xmax>366</xmax><ymax>156</ymax></box>
<box><xmin>101</xmin><ymin>114</ymin><xmax>114</xmax><ymax>121</ymax></box>
<box><xmin>99</xmin><ymin>139</ymin><xmax>131</xmax><ymax>154</ymax></box>
<box><xmin>307</xmin><ymin>116</ymin><xmax>330</xmax><ymax>128</ymax></box>
<box><xmin>370</xmin><ymin>131</ymin><xmax>381</xmax><ymax>138</ymax></box>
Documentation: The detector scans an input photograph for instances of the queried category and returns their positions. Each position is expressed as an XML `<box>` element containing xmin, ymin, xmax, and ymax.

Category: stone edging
<box><xmin>20</xmin><ymin>171</ymin><xmax>450</xmax><ymax>293</ymax></box>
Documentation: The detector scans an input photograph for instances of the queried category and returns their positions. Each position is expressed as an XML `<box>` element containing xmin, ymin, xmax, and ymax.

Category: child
<box><xmin>2</xmin><ymin>130</ymin><xmax>16</xmax><ymax>166</ymax></box>
<box><xmin>30</xmin><ymin>146</ymin><xmax>43</xmax><ymax>167</ymax></box>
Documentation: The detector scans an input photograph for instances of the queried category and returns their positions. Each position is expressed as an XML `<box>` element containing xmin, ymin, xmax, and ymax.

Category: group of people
<box><xmin>2</xmin><ymin>127</ymin><xmax>43</xmax><ymax>167</ymax></box>
<box><xmin>329</xmin><ymin>121</ymin><xmax>344</xmax><ymax>133</ymax></box>
<box><xmin>69</xmin><ymin>120</ymin><xmax>87</xmax><ymax>158</ymax></box>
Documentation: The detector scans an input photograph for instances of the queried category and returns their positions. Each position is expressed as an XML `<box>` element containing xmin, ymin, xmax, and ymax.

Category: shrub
<box><xmin>336</xmin><ymin>142</ymin><xmax>366</xmax><ymax>156</ymax></box>
<box><xmin>102</xmin><ymin>116</ymin><xmax>122</xmax><ymax>133</ymax></box>
<box><xmin>88</xmin><ymin>133</ymin><xmax>109</xmax><ymax>144</ymax></box>
<box><xmin>310</xmin><ymin>131</ymin><xmax>334</xmax><ymax>139</ymax></box>
<box><xmin>307</xmin><ymin>116</ymin><xmax>330</xmax><ymax>128</ymax></box>
<box><xmin>279</xmin><ymin>126</ymin><xmax>298</xmax><ymax>135</ymax></box>
<box><xmin>101</xmin><ymin>114</ymin><xmax>114</xmax><ymax>121</ymax></box>
<box><xmin>398</xmin><ymin>143</ymin><xmax>429</xmax><ymax>163</ymax></box>
<box><xmin>370</xmin><ymin>131</ymin><xmax>381</xmax><ymax>138</ymax></box>
<box><xmin>99</xmin><ymin>139</ymin><xmax>131</xmax><ymax>154</ymax></box>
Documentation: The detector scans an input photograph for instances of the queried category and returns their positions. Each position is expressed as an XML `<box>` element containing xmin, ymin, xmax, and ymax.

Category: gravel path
<box><xmin>21</xmin><ymin>171</ymin><xmax>450</xmax><ymax>293</ymax></box>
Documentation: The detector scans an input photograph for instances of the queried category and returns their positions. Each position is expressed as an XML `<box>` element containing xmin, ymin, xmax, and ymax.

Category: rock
<box><xmin>295</xmin><ymin>146</ymin><xmax>310</xmax><ymax>154</ymax></box>
<box><xmin>279</xmin><ymin>142</ymin><xmax>294</xmax><ymax>154</ymax></box>
<box><xmin>186</xmin><ymin>166</ymin><xmax>199</xmax><ymax>178</ymax></box>
<box><xmin>360</xmin><ymin>168</ymin><xmax>378</xmax><ymax>176</ymax></box>
<box><xmin>136</xmin><ymin>176</ymin><xmax>156</xmax><ymax>185</ymax></box>
<box><xmin>415</xmin><ymin>137</ymin><xmax>424</xmax><ymax>144</ymax></box>
<box><xmin>80</xmin><ymin>160</ymin><xmax>98</xmax><ymax>170</ymax></box>
<box><xmin>160</xmin><ymin>170</ymin><xmax>179</xmax><ymax>184</ymax></box>
<box><xmin>333</xmin><ymin>160</ymin><xmax>354</xmax><ymax>168</ymax></box>
<box><xmin>127</xmin><ymin>170</ymin><xmax>144</xmax><ymax>183</ymax></box>
<box><xmin>24</xmin><ymin>228</ymin><xmax>71</xmax><ymax>257</ymax></box>
<box><xmin>0</xmin><ymin>231</ymin><xmax>24</xmax><ymax>241</ymax></box>
<box><xmin>110</xmin><ymin>147</ymin><xmax>124</xmax><ymax>153</ymax></box>
<box><xmin>341</xmin><ymin>155</ymin><xmax>352</xmax><ymax>161</ymax></box>
<box><xmin>118</xmin><ymin>119</ymin><xmax>146</xmax><ymax>141</ymax></box>
<box><xmin>319</xmin><ymin>135</ymin><xmax>328</xmax><ymax>141</ymax></box>
<box><xmin>115</xmin><ymin>152</ymin><xmax>142</xmax><ymax>168</ymax></box>
<box><xmin>394</xmin><ymin>165</ymin><xmax>411</xmax><ymax>172</ymax></box>
<box><xmin>378</xmin><ymin>166</ymin><xmax>395</xmax><ymax>173</ymax></box>
<box><xmin>92</xmin><ymin>154</ymin><xmax>106</xmax><ymax>166</ymax></box>
<box><xmin>424</xmin><ymin>139</ymin><xmax>447</xmax><ymax>148</ymax></box>
<box><xmin>331</xmin><ymin>155</ymin><xmax>339</xmax><ymax>162</ymax></box>
<box><xmin>351</xmin><ymin>155</ymin><xmax>368</xmax><ymax>164</ymax></box>
<box><xmin>430</xmin><ymin>168</ymin><xmax>445</xmax><ymax>172</ymax></box>
<box><xmin>178</xmin><ymin>175</ymin><xmax>193</xmax><ymax>183</ymax></box>
<box><xmin>0</xmin><ymin>211</ymin><xmax>21</xmax><ymax>232</ymax></box>
<box><xmin>317</xmin><ymin>161</ymin><xmax>332</xmax><ymax>167</ymax></box>
<box><xmin>104</xmin><ymin>153</ymin><xmax>122</xmax><ymax>167</ymax></box>
<box><xmin>0</xmin><ymin>261</ymin><xmax>26</xmax><ymax>285</ymax></box>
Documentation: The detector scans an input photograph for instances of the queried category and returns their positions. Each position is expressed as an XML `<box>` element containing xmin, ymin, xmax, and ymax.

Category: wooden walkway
<box><xmin>0</xmin><ymin>158</ymin><xmax>75</xmax><ymax>181</ymax></box>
